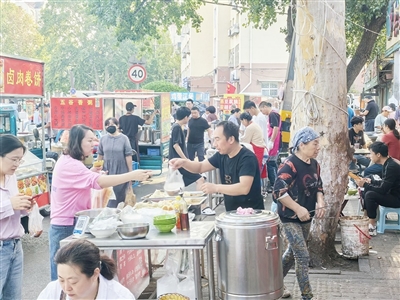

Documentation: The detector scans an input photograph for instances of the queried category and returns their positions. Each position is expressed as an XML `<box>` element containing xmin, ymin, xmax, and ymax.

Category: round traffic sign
<box><xmin>128</xmin><ymin>64</ymin><xmax>147</xmax><ymax>84</ymax></box>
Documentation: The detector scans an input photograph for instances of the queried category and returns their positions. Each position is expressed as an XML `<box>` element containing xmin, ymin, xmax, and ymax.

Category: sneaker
<box><xmin>368</xmin><ymin>224</ymin><xmax>377</xmax><ymax>236</ymax></box>
<box><xmin>281</xmin><ymin>286</ymin><xmax>291</xmax><ymax>298</ymax></box>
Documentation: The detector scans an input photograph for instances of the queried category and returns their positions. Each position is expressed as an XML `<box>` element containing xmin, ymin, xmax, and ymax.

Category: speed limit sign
<box><xmin>128</xmin><ymin>64</ymin><xmax>147</xmax><ymax>84</ymax></box>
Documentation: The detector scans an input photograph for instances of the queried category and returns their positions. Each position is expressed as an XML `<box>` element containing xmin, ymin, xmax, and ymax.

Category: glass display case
<box><xmin>15</xmin><ymin>151</ymin><xmax>45</xmax><ymax>180</ymax></box>
<box><xmin>15</xmin><ymin>151</ymin><xmax>49</xmax><ymax>209</ymax></box>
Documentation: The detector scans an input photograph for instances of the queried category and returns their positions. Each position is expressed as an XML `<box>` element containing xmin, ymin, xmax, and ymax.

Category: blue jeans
<box><xmin>49</xmin><ymin>224</ymin><xmax>74</xmax><ymax>280</ymax></box>
<box><xmin>0</xmin><ymin>239</ymin><xmax>23</xmax><ymax>300</ymax></box>
<box><xmin>354</xmin><ymin>154</ymin><xmax>370</xmax><ymax>168</ymax></box>
<box><xmin>187</xmin><ymin>142</ymin><xmax>205</xmax><ymax>161</ymax></box>
<box><xmin>365</xmin><ymin>119</ymin><xmax>374</xmax><ymax>132</ymax></box>
<box><xmin>282</xmin><ymin>222</ymin><xmax>313</xmax><ymax>300</ymax></box>
<box><xmin>363</xmin><ymin>164</ymin><xmax>382</xmax><ymax>178</ymax></box>
<box><xmin>267</xmin><ymin>159</ymin><xmax>278</xmax><ymax>187</ymax></box>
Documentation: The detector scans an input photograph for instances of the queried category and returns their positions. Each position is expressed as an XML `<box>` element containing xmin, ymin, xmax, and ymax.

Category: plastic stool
<box><xmin>376</xmin><ymin>206</ymin><xmax>400</xmax><ymax>234</ymax></box>
<box><xmin>132</xmin><ymin>161</ymin><xmax>140</xmax><ymax>188</ymax></box>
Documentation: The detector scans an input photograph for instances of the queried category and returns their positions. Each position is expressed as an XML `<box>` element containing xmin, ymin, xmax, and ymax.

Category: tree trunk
<box><xmin>292</xmin><ymin>0</ymin><xmax>349</xmax><ymax>267</ymax></box>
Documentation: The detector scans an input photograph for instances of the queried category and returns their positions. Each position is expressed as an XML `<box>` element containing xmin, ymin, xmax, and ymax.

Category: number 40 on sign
<box><xmin>128</xmin><ymin>64</ymin><xmax>147</xmax><ymax>84</ymax></box>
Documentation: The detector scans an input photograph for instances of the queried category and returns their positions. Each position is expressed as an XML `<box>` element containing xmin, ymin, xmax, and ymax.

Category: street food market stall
<box><xmin>61</xmin><ymin>221</ymin><xmax>216</xmax><ymax>299</ymax></box>
<box><xmin>91</xmin><ymin>91</ymin><xmax>171</xmax><ymax>175</ymax></box>
<box><xmin>0</xmin><ymin>54</ymin><xmax>50</xmax><ymax>211</ymax></box>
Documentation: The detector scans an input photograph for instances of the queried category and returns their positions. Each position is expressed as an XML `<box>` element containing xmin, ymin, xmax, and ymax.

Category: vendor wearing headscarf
<box><xmin>272</xmin><ymin>126</ymin><xmax>326</xmax><ymax>300</ymax></box>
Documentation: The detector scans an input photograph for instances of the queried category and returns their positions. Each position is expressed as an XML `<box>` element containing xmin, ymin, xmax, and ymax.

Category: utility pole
<box><xmin>291</xmin><ymin>0</ymin><xmax>348</xmax><ymax>267</ymax></box>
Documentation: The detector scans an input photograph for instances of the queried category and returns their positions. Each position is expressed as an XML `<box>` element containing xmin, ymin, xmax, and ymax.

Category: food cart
<box><xmin>0</xmin><ymin>54</ymin><xmax>51</xmax><ymax>214</ymax></box>
<box><xmin>91</xmin><ymin>91</ymin><xmax>171</xmax><ymax>175</ymax></box>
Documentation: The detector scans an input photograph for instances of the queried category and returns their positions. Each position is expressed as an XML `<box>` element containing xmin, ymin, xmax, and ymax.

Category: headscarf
<box><xmin>291</xmin><ymin>126</ymin><xmax>319</xmax><ymax>153</ymax></box>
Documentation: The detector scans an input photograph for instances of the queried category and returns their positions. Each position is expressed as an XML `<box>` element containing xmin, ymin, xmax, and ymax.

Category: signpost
<box><xmin>128</xmin><ymin>64</ymin><xmax>147</xmax><ymax>84</ymax></box>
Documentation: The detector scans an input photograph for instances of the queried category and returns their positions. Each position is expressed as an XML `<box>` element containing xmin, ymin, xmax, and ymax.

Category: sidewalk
<box><xmin>138</xmin><ymin>169</ymin><xmax>400</xmax><ymax>299</ymax></box>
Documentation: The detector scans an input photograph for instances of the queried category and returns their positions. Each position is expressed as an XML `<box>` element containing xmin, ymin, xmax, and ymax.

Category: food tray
<box><xmin>143</xmin><ymin>196</ymin><xmax>207</xmax><ymax>207</ymax></box>
<box><xmin>142</xmin><ymin>191</ymin><xmax>205</xmax><ymax>201</ymax></box>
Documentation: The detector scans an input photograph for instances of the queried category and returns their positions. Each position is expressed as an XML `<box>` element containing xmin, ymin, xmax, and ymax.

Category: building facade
<box><xmin>180</xmin><ymin>3</ymin><xmax>289</xmax><ymax>101</ymax></box>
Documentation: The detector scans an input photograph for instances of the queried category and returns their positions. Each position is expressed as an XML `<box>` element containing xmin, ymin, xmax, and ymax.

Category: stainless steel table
<box><xmin>61</xmin><ymin>221</ymin><xmax>215</xmax><ymax>300</ymax></box>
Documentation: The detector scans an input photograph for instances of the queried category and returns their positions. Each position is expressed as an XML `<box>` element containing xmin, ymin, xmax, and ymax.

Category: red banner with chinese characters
<box><xmin>115</xmin><ymin>249</ymin><xmax>149</xmax><ymax>298</ymax></box>
<box><xmin>220</xmin><ymin>94</ymin><xmax>244</xmax><ymax>114</ymax></box>
<box><xmin>0</xmin><ymin>55</ymin><xmax>44</xmax><ymax>97</ymax></box>
<box><xmin>50</xmin><ymin>98</ymin><xmax>104</xmax><ymax>130</ymax></box>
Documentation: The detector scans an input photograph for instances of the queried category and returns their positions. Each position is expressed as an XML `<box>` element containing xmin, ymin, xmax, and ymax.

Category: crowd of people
<box><xmin>2</xmin><ymin>95</ymin><xmax>400</xmax><ymax>300</ymax></box>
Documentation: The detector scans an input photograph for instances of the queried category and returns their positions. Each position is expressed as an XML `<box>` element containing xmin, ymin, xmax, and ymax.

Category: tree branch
<box><xmin>346</xmin><ymin>15</ymin><xmax>386</xmax><ymax>91</ymax></box>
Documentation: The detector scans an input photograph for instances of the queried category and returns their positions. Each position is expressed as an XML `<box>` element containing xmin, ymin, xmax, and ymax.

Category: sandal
<box><xmin>202</xmin><ymin>207</ymin><xmax>216</xmax><ymax>215</ymax></box>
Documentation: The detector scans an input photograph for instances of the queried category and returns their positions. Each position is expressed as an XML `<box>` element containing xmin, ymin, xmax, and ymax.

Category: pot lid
<box><xmin>216</xmin><ymin>210</ymin><xmax>278</xmax><ymax>224</ymax></box>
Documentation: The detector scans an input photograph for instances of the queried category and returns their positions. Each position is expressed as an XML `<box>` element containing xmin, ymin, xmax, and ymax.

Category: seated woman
<box><xmin>38</xmin><ymin>239</ymin><xmax>135</xmax><ymax>299</ymax></box>
<box><xmin>355</xmin><ymin>142</ymin><xmax>400</xmax><ymax>236</ymax></box>
<box><xmin>381</xmin><ymin>118</ymin><xmax>400</xmax><ymax>160</ymax></box>
<box><xmin>364</xmin><ymin>118</ymin><xmax>400</xmax><ymax>177</ymax></box>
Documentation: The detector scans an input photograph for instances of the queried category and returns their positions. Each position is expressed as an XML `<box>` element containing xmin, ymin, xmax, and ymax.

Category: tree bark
<box><xmin>346</xmin><ymin>15</ymin><xmax>387</xmax><ymax>91</ymax></box>
<box><xmin>292</xmin><ymin>0</ymin><xmax>349</xmax><ymax>267</ymax></box>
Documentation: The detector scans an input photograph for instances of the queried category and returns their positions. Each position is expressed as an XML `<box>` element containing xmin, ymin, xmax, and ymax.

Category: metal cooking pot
<box><xmin>215</xmin><ymin>210</ymin><xmax>283</xmax><ymax>300</ymax></box>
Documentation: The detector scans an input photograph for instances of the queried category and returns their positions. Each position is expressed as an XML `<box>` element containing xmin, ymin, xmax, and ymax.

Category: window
<box><xmin>261</xmin><ymin>82</ymin><xmax>278</xmax><ymax>97</ymax></box>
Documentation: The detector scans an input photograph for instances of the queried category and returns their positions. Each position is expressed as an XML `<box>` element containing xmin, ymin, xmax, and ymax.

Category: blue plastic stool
<box><xmin>132</xmin><ymin>161</ymin><xmax>140</xmax><ymax>188</ymax></box>
<box><xmin>376</xmin><ymin>206</ymin><xmax>400</xmax><ymax>234</ymax></box>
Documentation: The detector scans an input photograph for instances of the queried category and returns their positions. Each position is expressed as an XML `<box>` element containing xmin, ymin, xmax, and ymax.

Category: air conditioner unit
<box><xmin>230</xmin><ymin>70</ymin><xmax>239</xmax><ymax>81</ymax></box>
<box><xmin>231</xmin><ymin>25</ymin><xmax>240</xmax><ymax>35</ymax></box>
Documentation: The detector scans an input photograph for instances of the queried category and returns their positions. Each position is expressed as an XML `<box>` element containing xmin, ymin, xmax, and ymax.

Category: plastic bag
<box><xmin>89</xmin><ymin>207</ymin><xmax>121</xmax><ymax>230</ymax></box>
<box><xmin>91</xmin><ymin>188</ymin><xmax>113</xmax><ymax>208</ymax></box>
<box><xmin>164</xmin><ymin>170</ymin><xmax>184</xmax><ymax>194</ymax></box>
<box><xmin>157</xmin><ymin>251</ymin><xmax>180</xmax><ymax>297</ymax></box>
<box><xmin>177</xmin><ymin>277</ymin><xmax>195</xmax><ymax>300</ymax></box>
<box><xmin>124</xmin><ymin>185</ymin><xmax>136</xmax><ymax>207</ymax></box>
<box><xmin>28</xmin><ymin>203</ymin><xmax>43</xmax><ymax>237</ymax></box>
<box><xmin>157</xmin><ymin>273</ymin><xmax>179</xmax><ymax>297</ymax></box>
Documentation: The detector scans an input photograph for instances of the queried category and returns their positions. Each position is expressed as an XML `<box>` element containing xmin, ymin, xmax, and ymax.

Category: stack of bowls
<box><xmin>153</xmin><ymin>215</ymin><xmax>176</xmax><ymax>233</ymax></box>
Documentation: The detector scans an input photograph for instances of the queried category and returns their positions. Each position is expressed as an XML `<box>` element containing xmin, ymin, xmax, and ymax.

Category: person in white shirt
<box><xmin>33</xmin><ymin>106</ymin><xmax>41</xmax><ymax>125</ymax></box>
<box><xmin>38</xmin><ymin>239</ymin><xmax>135</xmax><ymax>300</ymax></box>
<box><xmin>243</xmin><ymin>100</ymin><xmax>269</xmax><ymax>147</ymax></box>
<box><xmin>228</xmin><ymin>108</ymin><xmax>241</xmax><ymax>127</ymax></box>
<box><xmin>374</xmin><ymin>106</ymin><xmax>392</xmax><ymax>132</ymax></box>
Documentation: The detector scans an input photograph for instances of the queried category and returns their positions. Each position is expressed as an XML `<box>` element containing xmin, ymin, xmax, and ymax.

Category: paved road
<box><xmin>22</xmin><ymin>179</ymin><xmax>165</xmax><ymax>299</ymax></box>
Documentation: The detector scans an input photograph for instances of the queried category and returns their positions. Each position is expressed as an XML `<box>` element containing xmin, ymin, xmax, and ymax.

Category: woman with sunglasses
<box><xmin>0</xmin><ymin>134</ymin><xmax>36</xmax><ymax>299</ymax></box>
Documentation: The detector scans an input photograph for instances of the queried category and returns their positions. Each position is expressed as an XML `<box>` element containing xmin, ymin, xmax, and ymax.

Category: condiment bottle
<box><xmin>179</xmin><ymin>194</ymin><xmax>190</xmax><ymax>231</ymax></box>
<box><xmin>174</xmin><ymin>196</ymin><xmax>181</xmax><ymax>230</ymax></box>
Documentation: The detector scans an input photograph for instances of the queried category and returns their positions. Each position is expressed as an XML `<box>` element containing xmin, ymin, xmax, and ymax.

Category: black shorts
<box><xmin>178</xmin><ymin>167</ymin><xmax>202</xmax><ymax>187</ymax></box>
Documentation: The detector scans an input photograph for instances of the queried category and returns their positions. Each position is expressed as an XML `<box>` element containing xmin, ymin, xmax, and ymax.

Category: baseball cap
<box><xmin>364</xmin><ymin>95</ymin><xmax>373</xmax><ymax>100</ymax></box>
<box><xmin>382</xmin><ymin>106</ymin><xmax>393</xmax><ymax>112</ymax></box>
<box><xmin>126</xmin><ymin>102</ymin><xmax>136</xmax><ymax>111</ymax></box>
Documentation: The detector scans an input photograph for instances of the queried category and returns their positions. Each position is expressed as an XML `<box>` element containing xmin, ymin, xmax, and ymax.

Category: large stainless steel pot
<box><xmin>215</xmin><ymin>210</ymin><xmax>283</xmax><ymax>300</ymax></box>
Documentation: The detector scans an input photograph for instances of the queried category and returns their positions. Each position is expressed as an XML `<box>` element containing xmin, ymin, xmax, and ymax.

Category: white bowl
<box><xmin>90</xmin><ymin>227</ymin><xmax>116</xmax><ymax>238</ymax></box>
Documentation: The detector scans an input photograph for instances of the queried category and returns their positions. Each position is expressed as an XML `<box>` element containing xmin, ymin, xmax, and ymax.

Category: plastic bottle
<box><xmin>174</xmin><ymin>196</ymin><xmax>181</xmax><ymax>230</ymax></box>
<box><xmin>179</xmin><ymin>196</ymin><xmax>190</xmax><ymax>231</ymax></box>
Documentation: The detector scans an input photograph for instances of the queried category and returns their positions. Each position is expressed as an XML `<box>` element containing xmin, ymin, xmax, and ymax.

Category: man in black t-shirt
<box><xmin>359</xmin><ymin>95</ymin><xmax>379</xmax><ymax>132</ymax></box>
<box><xmin>259</xmin><ymin>101</ymin><xmax>282</xmax><ymax>192</ymax></box>
<box><xmin>169</xmin><ymin>121</ymin><xmax>264</xmax><ymax>211</ymax></box>
<box><xmin>187</xmin><ymin>107</ymin><xmax>213</xmax><ymax>161</ymax></box>
<box><xmin>169</xmin><ymin>107</ymin><xmax>204</xmax><ymax>188</ymax></box>
<box><xmin>348</xmin><ymin>116</ymin><xmax>371</xmax><ymax>171</ymax></box>
<box><xmin>119</xmin><ymin>102</ymin><xmax>157</xmax><ymax>161</ymax></box>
